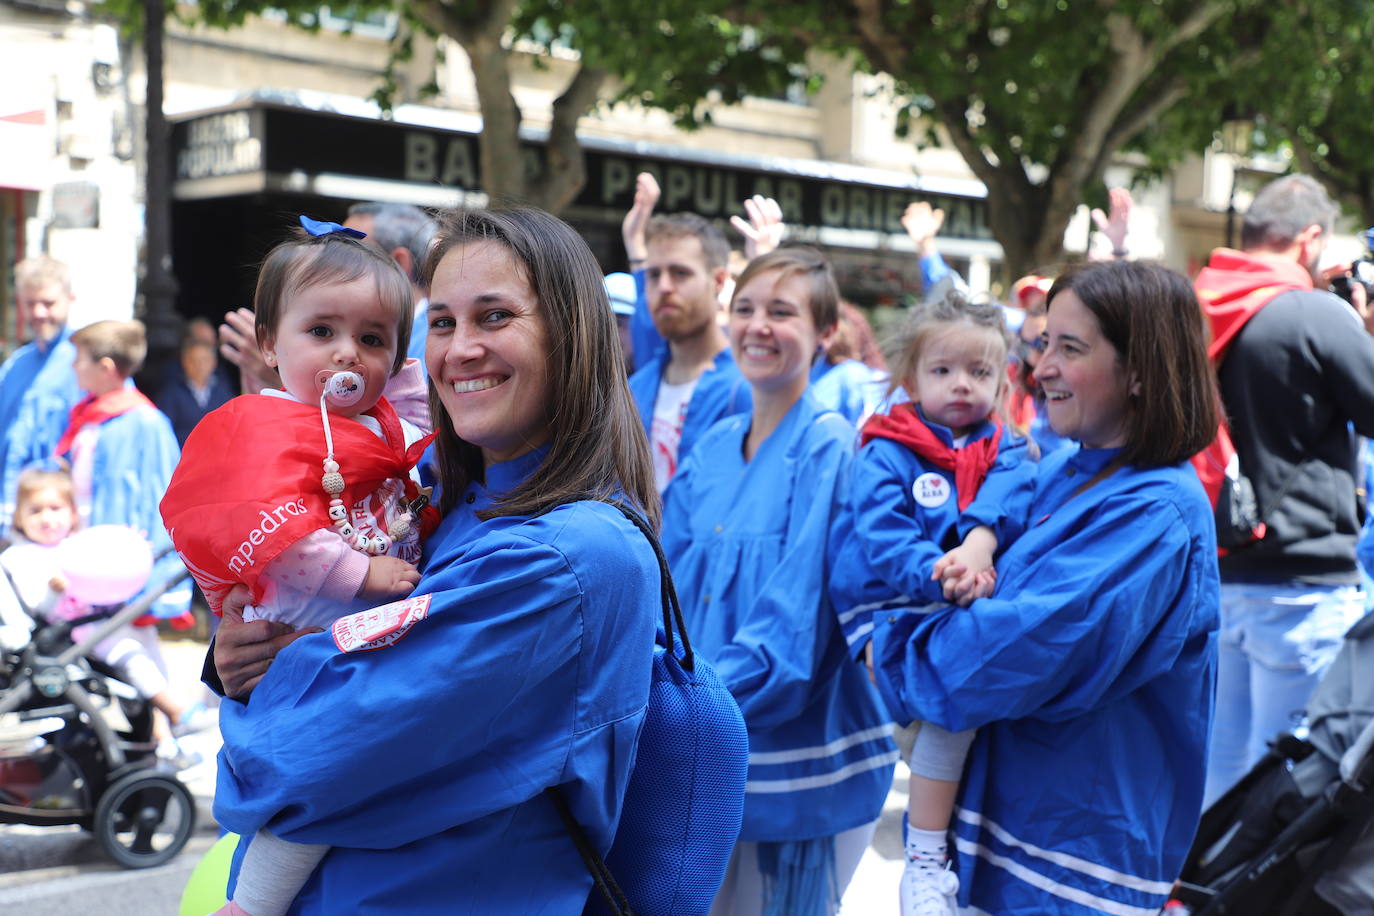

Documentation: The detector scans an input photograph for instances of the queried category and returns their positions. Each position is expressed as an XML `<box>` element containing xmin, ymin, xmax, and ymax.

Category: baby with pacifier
<box><xmin>162</xmin><ymin>216</ymin><xmax>440</xmax><ymax>916</ymax></box>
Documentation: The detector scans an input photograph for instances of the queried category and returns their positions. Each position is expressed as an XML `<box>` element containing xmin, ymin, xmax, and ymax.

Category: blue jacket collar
<box><xmin>1067</xmin><ymin>445</ymin><xmax>1124</xmax><ymax>475</ymax></box>
<box><xmin>484</xmin><ymin>444</ymin><xmax>551</xmax><ymax>494</ymax></box>
<box><xmin>35</xmin><ymin>324</ymin><xmax>72</xmax><ymax>357</ymax></box>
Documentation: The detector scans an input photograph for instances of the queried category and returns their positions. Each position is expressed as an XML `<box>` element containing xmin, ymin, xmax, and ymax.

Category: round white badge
<box><xmin>912</xmin><ymin>472</ymin><xmax>951</xmax><ymax>508</ymax></box>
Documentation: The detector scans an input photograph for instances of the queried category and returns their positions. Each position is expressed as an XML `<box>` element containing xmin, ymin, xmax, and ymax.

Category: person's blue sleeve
<box><xmin>958</xmin><ymin>447</ymin><xmax>1038</xmax><ymax>547</ymax></box>
<box><xmin>919</xmin><ymin>251</ymin><xmax>969</xmax><ymax>301</ymax></box>
<box><xmin>810</xmin><ymin>361</ymin><xmax>870</xmax><ymax>426</ymax></box>
<box><xmin>707</xmin><ymin>428</ymin><xmax>853</xmax><ymax>730</ymax></box>
<box><xmin>630</xmin><ymin>267</ymin><xmax>664</xmax><ymax>370</ymax></box>
<box><xmin>659</xmin><ymin>429</ymin><xmax>703</xmax><ymax>555</ymax></box>
<box><xmin>1</xmin><ymin>367</ymin><xmax>79</xmax><ymax>536</ymax></box>
<box><xmin>851</xmin><ymin>443</ymin><xmax>950</xmax><ymax>605</ymax></box>
<box><xmin>214</xmin><ymin>510</ymin><xmax>654</xmax><ymax>849</ymax></box>
<box><xmin>1358</xmin><ymin>441</ymin><xmax>1374</xmax><ymax>578</ymax></box>
<box><xmin>871</xmin><ymin>494</ymin><xmax>1205</xmax><ymax>732</ymax></box>
<box><xmin>920</xmin><ymin>251</ymin><xmax>951</xmax><ymax>289</ymax></box>
<box><xmin>0</xmin><ymin>352</ymin><xmax>21</xmax><ymax>424</ymax></box>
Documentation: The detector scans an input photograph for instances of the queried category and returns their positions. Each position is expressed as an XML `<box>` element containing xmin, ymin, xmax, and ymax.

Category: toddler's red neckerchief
<box><xmin>861</xmin><ymin>402</ymin><xmax>1002</xmax><ymax>511</ymax></box>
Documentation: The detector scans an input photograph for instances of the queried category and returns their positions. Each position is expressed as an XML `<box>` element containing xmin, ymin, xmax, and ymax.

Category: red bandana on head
<box><xmin>159</xmin><ymin>395</ymin><xmax>437</xmax><ymax>612</ymax></box>
<box><xmin>54</xmin><ymin>388</ymin><xmax>157</xmax><ymax>458</ymax></box>
<box><xmin>860</xmin><ymin>402</ymin><xmax>1002</xmax><ymax>511</ymax></box>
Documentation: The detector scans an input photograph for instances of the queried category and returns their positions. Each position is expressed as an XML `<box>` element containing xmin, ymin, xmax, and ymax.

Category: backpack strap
<box><xmin>608</xmin><ymin>500</ymin><xmax>694</xmax><ymax>671</ymax></box>
<box><xmin>546</xmin><ymin>498</ymin><xmax>690</xmax><ymax>915</ymax></box>
<box><xmin>549</xmin><ymin>785</ymin><xmax>634</xmax><ymax>915</ymax></box>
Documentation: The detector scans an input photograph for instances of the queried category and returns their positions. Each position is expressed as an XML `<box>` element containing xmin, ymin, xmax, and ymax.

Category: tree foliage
<box><xmin>103</xmin><ymin>0</ymin><xmax>1358</xmax><ymax>279</ymax></box>
<box><xmin>100</xmin><ymin>0</ymin><xmax>807</xmax><ymax>212</ymax></box>
<box><xmin>1237</xmin><ymin>3</ymin><xmax>1374</xmax><ymax>231</ymax></box>
<box><xmin>758</xmin><ymin>0</ymin><xmax>1280</xmax><ymax>280</ymax></box>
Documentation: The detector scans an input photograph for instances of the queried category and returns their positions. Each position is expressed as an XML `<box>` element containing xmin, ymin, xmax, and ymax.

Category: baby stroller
<box><xmin>0</xmin><ymin>559</ymin><xmax>197</xmax><ymax>868</ymax></box>
<box><xmin>1171</xmin><ymin>612</ymin><xmax>1374</xmax><ymax>915</ymax></box>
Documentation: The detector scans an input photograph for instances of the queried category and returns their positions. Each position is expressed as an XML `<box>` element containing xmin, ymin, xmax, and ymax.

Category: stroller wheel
<box><xmin>93</xmin><ymin>770</ymin><xmax>197</xmax><ymax>868</ymax></box>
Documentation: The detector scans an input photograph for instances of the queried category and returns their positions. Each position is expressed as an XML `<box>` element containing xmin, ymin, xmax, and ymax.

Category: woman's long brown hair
<box><xmin>423</xmin><ymin>208</ymin><xmax>660</xmax><ymax>528</ymax></box>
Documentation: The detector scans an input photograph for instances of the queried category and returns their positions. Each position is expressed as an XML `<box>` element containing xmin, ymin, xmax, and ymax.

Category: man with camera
<box><xmin>1196</xmin><ymin>174</ymin><xmax>1374</xmax><ymax>807</ymax></box>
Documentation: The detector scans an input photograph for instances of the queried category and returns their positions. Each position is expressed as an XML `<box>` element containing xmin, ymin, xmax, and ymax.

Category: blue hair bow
<box><xmin>300</xmin><ymin>215</ymin><xmax>367</xmax><ymax>239</ymax></box>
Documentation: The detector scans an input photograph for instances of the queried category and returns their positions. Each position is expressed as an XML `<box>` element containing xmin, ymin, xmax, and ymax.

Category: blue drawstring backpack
<box><xmin>551</xmin><ymin>503</ymin><xmax>748</xmax><ymax>916</ymax></box>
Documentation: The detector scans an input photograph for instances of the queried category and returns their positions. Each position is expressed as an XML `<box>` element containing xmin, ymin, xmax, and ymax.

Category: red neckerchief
<box><xmin>1195</xmin><ymin>249</ymin><xmax>1313</xmax><ymax>364</ymax></box>
<box><xmin>54</xmin><ymin>387</ymin><xmax>157</xmax><ymax>458</ymax></box>
<box><xmin>160</xmin><ymin>394</ymin><xmax>437</xmax><ymax>610</ymax></box>
<box><xmin>860</xmin><ymin>402</ymin><xmax>1002</xmax><ymax>511</ymax></box>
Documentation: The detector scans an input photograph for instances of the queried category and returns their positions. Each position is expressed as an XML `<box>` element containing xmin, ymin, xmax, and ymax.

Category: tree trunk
<box><xmin>140</xmin><ymin>0</ymin><xmax>180</xmax><ymax>362</ymax></box>
<box><xmin>414</xmin><ymin>1</ymin><xmax>604</xmax><ymax>214</ymax></box>
<box><xmin>529</xmin><ymin>63</ymin><xmax>606</xmax><ymax>213</ymax></box>
<box><xmin>464</xmin><ymin>34</ymin><xmax>529</xmax><ymax>205</ymax></box>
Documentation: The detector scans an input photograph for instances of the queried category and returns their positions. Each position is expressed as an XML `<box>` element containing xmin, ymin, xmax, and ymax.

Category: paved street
<box><xmin>0</xmin><ymin>637</ymin><xmax>224</xmax><ymax>914</ymax></box>
<box><xmin>0</xmin><ymin>637</ymin><xmax>908</xmax><ymax>914</ymax></box>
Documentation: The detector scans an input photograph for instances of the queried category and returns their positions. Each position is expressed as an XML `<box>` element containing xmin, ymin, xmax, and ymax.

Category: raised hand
<box><xmin>622</xmin><ymin>172</ymin><xmax>661</xmax><ymax>264</ymax></box>
<box><xmin>730</xmin><ymin>195</ymin><xmax>785</xmax><ymax>260</ymax></box>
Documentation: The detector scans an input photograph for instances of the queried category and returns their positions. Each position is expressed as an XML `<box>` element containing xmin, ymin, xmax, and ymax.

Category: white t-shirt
<box><xmin>651</xmin><ymin>378</ymin><xmax>699</xmax><ymax>493</ymax></box>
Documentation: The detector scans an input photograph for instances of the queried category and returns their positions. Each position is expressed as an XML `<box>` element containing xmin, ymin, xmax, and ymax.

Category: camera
<box><xmin>1330</xmin><ymin>229</ymin><xmax>1374</xmax><ymax>304</ymax></box>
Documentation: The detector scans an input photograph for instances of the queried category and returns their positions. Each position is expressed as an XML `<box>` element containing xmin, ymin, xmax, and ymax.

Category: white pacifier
<box><xmin>318</xmin><ymin>369</ymin><xmax>366</xmax><ymax>408</ymax></box>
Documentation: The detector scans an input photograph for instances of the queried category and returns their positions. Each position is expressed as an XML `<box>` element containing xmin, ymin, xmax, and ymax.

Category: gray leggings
<box><xmin>896</xmin><ymin>720</ymin><xmax>977</xmax><ymax>782</ymax></box>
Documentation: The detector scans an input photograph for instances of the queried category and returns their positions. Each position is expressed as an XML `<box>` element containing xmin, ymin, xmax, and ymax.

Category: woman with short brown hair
<box><xmin>865</xmin><ymin>259</ymin><xmax>1221</xmax><ymax>914</ymax></box>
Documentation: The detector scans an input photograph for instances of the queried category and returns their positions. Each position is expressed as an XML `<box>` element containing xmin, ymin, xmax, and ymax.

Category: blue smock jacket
<box><xmin>808</xmin><ymin>358</ymin><xmax>888</xmax><ymax>426</ymax></box>
<box><xmin>661</xmin><ymin>394</ymin><xmax>896</xmax><ymax>842</ymax></box>
<box><xmin>829</xmin><ymin>412</ymin><xmax>1034</xmax><ymax>655</ymax></box>
<box><xmin>214</xmin><ymin>450</ymin><xmax>659</xmax><ymax>914</ymax></box>
<box><xmin>86</xmin><ymin>400</ymin><xmax>192</xmax><ymax>619</ymax></box>
<box><xmin>0</xmin><ymin>329</ymin><xmax>81</xmax><ymax>534</ymax></box>
<box><xmin>628</xmin><ymin>347</ymin><xmax>751</xmax><ymax>474</ymax></box>
<box><xmin>869</xmin><ymin>446</ymin><xmax>1219</xmax><ymax>916</ymax></box>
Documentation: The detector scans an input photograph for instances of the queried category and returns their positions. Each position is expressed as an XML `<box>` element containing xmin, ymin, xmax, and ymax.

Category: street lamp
<box><xmin>1220</xmin><ymin>111</ymin><xmax>1254</xmax><ymax>250</ymax></box>
<box><xmin>138</xmin><ymin>0</ymin><xmax>180</xmax><ymax>374</ymax></box>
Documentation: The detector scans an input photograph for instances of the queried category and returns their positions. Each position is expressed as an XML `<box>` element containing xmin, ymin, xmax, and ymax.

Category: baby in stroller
<box><xmin>0</xmin><ymin>469</ymin><xmax>214</xmax><ymax>758</ymax></box>
<box><xmin>1173</xmin><ymin>611</ymin><xmax>1374</xmax><ymax>915</ymax></box>
<box><xmin>0</xmin><ymin>479</ymin><xmax>199</xmax><ymax>869</ymax></box>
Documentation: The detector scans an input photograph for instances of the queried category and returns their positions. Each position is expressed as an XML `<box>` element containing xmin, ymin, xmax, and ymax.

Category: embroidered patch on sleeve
<box><xmin>332</xmin><ymin>594</ymin><xmax>432</xmax><ymax>653</ymax></box>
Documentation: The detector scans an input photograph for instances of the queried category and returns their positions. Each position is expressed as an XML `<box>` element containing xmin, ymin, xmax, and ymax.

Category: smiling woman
<box><xmin>662</xmin><ymin>247</ymin><xmax>897</xmax><ymax>916</ymax></box>
<box><xmin>426</xmin><ymin>242</ymin><xmax>552</xmax><ymax>466</ymax></box>
<box><xmin>422</xmin><ymin>208</ymin><xmax>656</xmax><ymax>520</ymax></box>
<box><xmin>864</xmin><ymin>260</ymin><xmax>1224</xmax><ymax>915</ymax></box>
<box><xmin>206</xmin><ymin>208</ymin><xmax>667</xmax><ymax>913</ymax></box>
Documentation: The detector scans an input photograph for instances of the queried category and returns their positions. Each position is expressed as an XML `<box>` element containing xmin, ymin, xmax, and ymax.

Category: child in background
<box><xmin>161</xmin><ymin>217</ymin><xmax>438</xmax><ymax>916</ymax></box>
<box><xmin>0</xmin><ymin>470</ymin><xmax>212</xmax><ymax>745</ymax></box>
<box><xmin>55</xmin><ymin>318</ymin><xmax>195</xmax><ymax>625</ymax></box>
<box><xmin>829</xmin><ymin>292</ymin><xmax>1035</xmax><ymax>916</ymax></box>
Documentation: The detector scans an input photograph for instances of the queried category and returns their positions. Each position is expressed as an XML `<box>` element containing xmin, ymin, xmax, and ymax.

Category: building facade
<box><xmin>0</xmin><ymin>0</ymin><xmax>1289</xmax><ymax>357</ymax></box>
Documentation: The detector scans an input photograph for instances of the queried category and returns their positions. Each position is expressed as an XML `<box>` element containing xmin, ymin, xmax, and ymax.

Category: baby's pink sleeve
<box><xmin>263</xmin><ymin>529</ymin><xmax>369</xmax><ymax>601</ymax></box>
<box><xmin>383</xmin><ymin>358</ymin><xmax>432</xmax><ymax>433</ymax></box>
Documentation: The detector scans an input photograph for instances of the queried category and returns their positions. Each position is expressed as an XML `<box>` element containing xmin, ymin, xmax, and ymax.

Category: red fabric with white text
<box><xmin>159</xmin><ymin>395</ymin><xmax>435</xmax><ymax>613</ymax></box>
